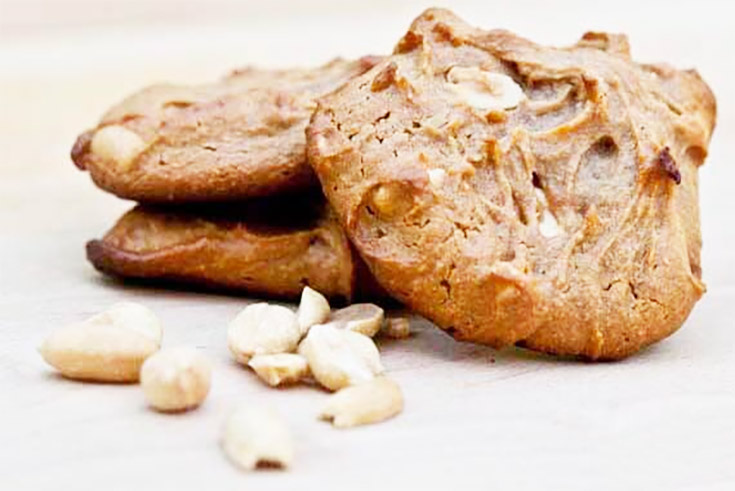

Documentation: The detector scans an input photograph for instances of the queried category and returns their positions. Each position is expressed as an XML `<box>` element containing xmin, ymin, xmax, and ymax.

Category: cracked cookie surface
<box><xmin>87</xmin><ymin>195</ymin><xmax>384</xmax><ymax>302</ymax></box>
<box><xmin>307</xmin><ymin>8</ymin><xmax>716</xmax><ymax>359</ymax></box>
<box><xmin>71</xmin><ymin>57</ymin><xmax>379</xmax><ymax>202</ymax></box>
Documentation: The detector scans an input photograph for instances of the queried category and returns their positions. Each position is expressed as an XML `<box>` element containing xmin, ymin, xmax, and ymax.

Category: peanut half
<box><xmin>248</xmin><ymin>353</ymin><xmax>309</xmax><ymax>387</ymax></box>
<box><xmin>140</xmin><ymin>347</ymin><xmax>211</xmax><ymax>412</ymax></box>
<box><xmin>298</xmin><ymin>324</ymin><xmax>383</xmax><ymax>391</ymax></box>
<box><xmin>320</xmin><ymin>377</ymin><xmax>404</xmax><ymax>428</ymax></box>
<box><xmin>39</xmin><ymin>302</ymin><xmax>162</xmax><ymax>382</ymax></box>
<box><xmin>221</xmin><ymin>406</ymin><xmax>294</xmax><ymax>471</ymax></box>
<box><xmin>227</xmin><ymin>303</ymin><xmax>301</xmax><ymax>364</ymax></box>
<box><xmin>296</xmin><ymin>286</ymin><xmax>330</xmax><ymax>336</ymax></box>
<box><xmin>90</xmin><ymin>125</ymin><xmax>146</xmax><ymax>170</ymax></box>
<box><xmin>329</xmin><ymin>303</ymin><xmax>385</xmax><ymax>337</ymax></box>
<box><xmin>446</xmin><ymin>66</ymin><xmax>526</xmax><ymax>112</ymax></box>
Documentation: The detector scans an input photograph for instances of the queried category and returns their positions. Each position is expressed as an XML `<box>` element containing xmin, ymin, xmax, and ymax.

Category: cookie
<box><xmin>71</xmin><ymin>57</ymin><xmax>379</xmax><ymax>202</ymax></box>
<box><xmin>306</xmin><ymin>9</ymin><xmax>716</xmax><ymax>359</ymax></box>
<box><xmin>86</xmin><ymin>196</ymin><xmax>385</xmax><ymax>301</ymax></box>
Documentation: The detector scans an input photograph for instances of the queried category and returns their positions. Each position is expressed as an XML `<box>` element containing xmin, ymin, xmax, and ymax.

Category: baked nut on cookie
<box><xmin>86</xmin><ymin>196</ymin><xmax>384</xmax><ymax>302</ymax></box>
<box><xmin>71</xmin><ymin>57</ymin><xmax>379</xmax><ymax>203</ymax></box>
<box><xmin>307</xmin><ymin>8</ymin><xmax>716</xmax><ymax>359</ymax></box>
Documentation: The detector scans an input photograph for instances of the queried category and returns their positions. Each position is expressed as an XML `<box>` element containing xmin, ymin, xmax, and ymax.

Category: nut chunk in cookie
<box><xmin>71</xmin><ymin>57</ymin><xmax>379</xmax><ymax>203</ymax></box>
<box><xmin>307</xmin><ymin>8</ymin><xmax>716</xmax><ymax>359</ymax></box>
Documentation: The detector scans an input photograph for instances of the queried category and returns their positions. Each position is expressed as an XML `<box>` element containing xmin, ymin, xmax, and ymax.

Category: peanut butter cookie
<box><xmin>307</xmin><ymin>9</ymin><xmax>716</xmax><ymax>359</ymax></box>
<box><xmin>87</xmin><ymin>196</ymin><xmax>384</xmax><ymax>301</ymax></box>
<box><xmin>72</xmin><ymin>57</ymin><xmax>379</xmax><ymax>202</ymax></box>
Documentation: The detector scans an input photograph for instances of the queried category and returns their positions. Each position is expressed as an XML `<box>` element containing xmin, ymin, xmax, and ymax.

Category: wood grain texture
<box><xmin>0</xmin><ymin>1</ymin><xmax>734</xmax><ymax>489</ymax></box>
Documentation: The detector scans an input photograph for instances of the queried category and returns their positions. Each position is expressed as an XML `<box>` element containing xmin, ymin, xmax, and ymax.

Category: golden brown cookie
<box><xmin>71</xmin><ymin>57</ymin><xmax>379</xmax><ymax>203</ymax></box>
<box><xmin>87</xmin><ymin>196</ymin><xmax>385</xmax><ymax>301</ymax></box>
<box><xmin>306</xmin><ymin>9</ymin><xmax>716</xmax><ymax>359</ymax></box>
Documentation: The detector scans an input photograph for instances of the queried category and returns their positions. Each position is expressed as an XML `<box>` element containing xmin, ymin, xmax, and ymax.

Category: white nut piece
<box><xmin>427</xmin><ymin>168</ymin><xmax>447</xmax><ymax>188</ymax></box>
<box><xmin>140</xmin><ymin>347</ymin><xmax>211</xmax><ymax>412</ymax></box>
<box><xmin>248</xmin><ymin>353</ymin><xmax>309</xmax><ymax>387</ymax></box>
<box><xmin>90</xmin><ymin>125</ymin><xmax>147</xmax><ymax>170</ymax></box>
<box><xmin>296</xmin><ymin>286</ymin><xmax>330</xmax><ymax>336</ymax></box>
<box><xmin>39</xmin><ymin>302</ymin><xmax>162</xmax><ymax>382</ymax></box>
<box><xmin>227</xmin><ymin>303</ymin><xmax>301</xmax><ymax>364</ymax></box>
<box><xmin>538</xmin><ymin>209</ymin><xmax>562</xmax><ymax>238</ymax></box>
<box><xmin>446</xmin><ymin>66</ymin><xmax>526</xmax><ymax>111</ymax></box>
<box><xmin>535</xmin><ymin>187</ymin><xmax>563</xmax><ymax>238</ymax></box>
<box><xmin>221</xmin><ymin>406</ymin><xmax>294</xmax><ymax>471</ymax></box>
<box><xmin>382</xmin><ymin>316</ymin><xmax>412</xmax><ymax>339</ymax></box>
<box><xmin>329</xmin><ymin>303</ymin><xmax>385</xmax><ymax>337</ymax></box>
<box><xmin>320</xmin><ymin>377</ymin><xmax>404</xmax><ymax>428</ymax></box>
<box><xmin>298</xmin><ymin>324</ymin><xmax>383</xmax><ymax>391</ymax></box>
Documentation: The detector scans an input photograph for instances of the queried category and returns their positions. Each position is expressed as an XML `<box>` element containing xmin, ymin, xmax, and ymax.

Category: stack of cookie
<box><xmin>72</xmin><ymin>8</ymin><xmax>716</xmax><ymax>359</ymax></box>
<box><xmin>73</xmin><ymin>57</ymin><xmax>385</xmax><ymax>302</ymax></box>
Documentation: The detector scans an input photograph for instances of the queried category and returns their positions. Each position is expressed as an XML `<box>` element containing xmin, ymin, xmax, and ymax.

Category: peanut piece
<box><xmin>368</xmin><ymin>183</ymin><xmax>415</xmax><ymax>219</ymax></box>
<box><xmin>329</xmin><ymin>303</ymin><xmax>385</xmax><ymax>337</ymax></box>
<box><xmin>427</xmin><ymin>168</ymin><xmax>447</xmax><ymax>188</ymax></box>
<box><xmin>296</xmin><ymin>286</ymin><xmax>330</xmax><ymax>336</ymax></box>
<box><xmin>248</xmin><ymin>353</ymin><xmax>309</xmax><ymax>387</ymax></box>
<box><xmin>382</xmin><ymin>316</ymin><xmax>412</xmax><ymax>339</ymax></box>
<box><xmin>371</xmin><ymin>184</ymin><xmax>397</xmax><ymax>217</ymax></box>
<box><xmin>320</xmin><ymin>377</ymin><xmax>404</xmax><ymax>428</ymax></box>
<box><xmin>90</xmin><ymin>125</ymin><xmax>146</xmax><ymax>170</ymax></box>
<box><xmin>446</xmin><ymin>66</ymin><xmax>525</xmax><ymax>111</ymax></box>
<box><xmin>535</xmin><ymin>188</ymin><xmax>563</xmax><ymax>237</ymax></box>
<box><xmin>538</xmin><ymin>209</ymin><xmax>562</xmax><ymax>237</ymax></box>
<box><xmin>298</xmin><ymin>324</ymin><xmax>383</xmax><ymax>391</ymax></box>
<box><xmin>140</xmin><ymin>347</ymin><xmax>211</xmax><ymax>412</ymax></box>
<box><xmin>39</xmin><ymin>302</ymin><xmax>162</xmax><ymax>382</ymax></box>
<box><xmin>221</xmin><ymin>406</ymin><xmax>293</xmax><ymax>471</ymax></box>
<box><xmin>227</xmin><ymin>303</ymin><xmax>300</xmax><ymax>364</ymax></box>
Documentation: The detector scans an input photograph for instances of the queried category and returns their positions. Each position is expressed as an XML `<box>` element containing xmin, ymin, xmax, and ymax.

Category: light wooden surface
<box><xmin>1</xmin><ymin>1</ymin><xmax>734</xmax><ymax>489</ymax></box>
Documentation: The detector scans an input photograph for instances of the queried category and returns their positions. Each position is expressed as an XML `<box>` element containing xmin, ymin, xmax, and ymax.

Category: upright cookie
<box><xmin>72</xmin><ymin>57</ymin><xmax>379</xmax><ymax>202</ymax></box>
<box><xmin>87</xmin><ymin>196</ymin><xmax>384</xmax><ymax>301</ymax></box>
<box><xmin>307</xmin><ymin>9</ymin><xmax>716</xmax><ymax>359</ymax></box>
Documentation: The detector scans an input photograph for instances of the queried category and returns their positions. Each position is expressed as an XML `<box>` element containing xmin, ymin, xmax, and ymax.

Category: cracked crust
<box><xmin>71</xmin><ymin>57</ymin><xmax>380</xmax><ymax>203</ymax></box>
<box><xmin>306</xmin><ymin>9</ymin><xmax>716</xmax><ymax>359</ymax></box>
<box><xmin>87</xmin><ymin>196</ymin><xmax>385</xmax><ymax>302</ymax></box>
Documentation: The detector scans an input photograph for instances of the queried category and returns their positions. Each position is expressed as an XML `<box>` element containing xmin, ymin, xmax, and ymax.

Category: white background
<box><xmin>1</xmin><ymin>1</ymin><xmax>733</xmax><ymax>489</ymax></box>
